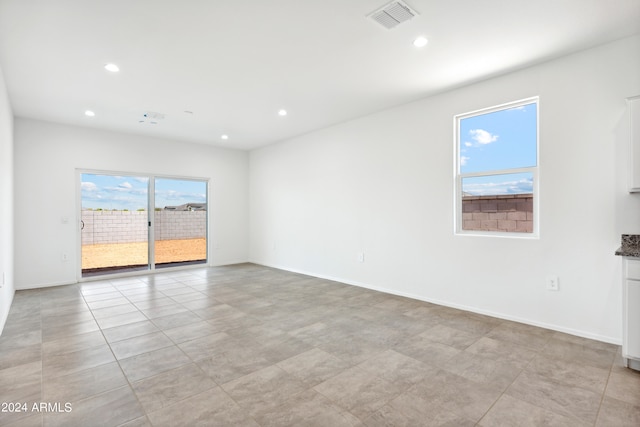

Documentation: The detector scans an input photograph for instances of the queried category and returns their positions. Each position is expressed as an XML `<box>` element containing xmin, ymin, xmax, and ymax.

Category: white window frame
<box><xmin>454</xmin><ymin>97</ymin><xmax>539</xmax><ymax>238</ymax></box>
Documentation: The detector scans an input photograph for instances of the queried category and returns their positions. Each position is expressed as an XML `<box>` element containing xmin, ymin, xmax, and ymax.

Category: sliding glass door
<box><xmin>80</xmin><ymin>173</ymin><xmax>150</xmax><ymax>276</ymax></box>
<box><xmin>154</xmin><ymin>178</ymin><xmax>207</xmax><ymax>269</ymax></box>
<box><xmin>79</xmin><ymin>171</ymin><xmax>207</xmax><ymax>278</ymax></box>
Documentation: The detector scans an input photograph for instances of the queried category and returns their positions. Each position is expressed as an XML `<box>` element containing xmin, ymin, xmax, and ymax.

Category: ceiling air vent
<box><xmin>368</xmin><ymin>1</ymin><xmax>419</xmax><ymax>29</ymax></box>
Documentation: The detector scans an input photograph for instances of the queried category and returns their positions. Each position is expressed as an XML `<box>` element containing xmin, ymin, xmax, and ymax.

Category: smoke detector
<box><xmin>368</xmin><ymin>1</ymin><xmax>419</xmax><ymax>29</ymax></box>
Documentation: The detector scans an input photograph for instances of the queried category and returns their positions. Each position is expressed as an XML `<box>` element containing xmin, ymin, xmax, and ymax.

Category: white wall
<box><xmin>14</xmin><ymin>119</ymin><xmax>249</xmax><ymax>289</ymax></box>
<box><xmin>250</xmin><ymin>35</ymin><xmax>640</xmax><ymax>343</ymax></box>
<box><xmin>0</xmin><ymin>64</ymin><xmax>14</xmax><ymax>335</ymax></box>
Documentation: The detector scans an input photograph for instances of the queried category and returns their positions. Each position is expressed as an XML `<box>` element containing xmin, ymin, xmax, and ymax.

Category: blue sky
<box><xmin>460</xmin><ymin>102</ymin><xmax>536</xmax><ymax>195</ymax></box>
<box><xmin>81</xmin><ymin>174</ymin><xmax>207</xmax><ymax>210</ymax></box>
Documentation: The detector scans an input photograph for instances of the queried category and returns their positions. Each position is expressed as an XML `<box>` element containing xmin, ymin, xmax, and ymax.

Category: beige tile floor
<box><xmin>1</xmin><ymin>263</ymin><xmax>639</xmax><ymax>426</ymax></box>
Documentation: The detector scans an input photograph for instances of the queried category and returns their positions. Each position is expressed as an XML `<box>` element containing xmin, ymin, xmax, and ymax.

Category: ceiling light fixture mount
<box><xmin>221</xmin><ymin>134</ymin><xmax>229</xmax><ymax>140</ymax></box>
<box><xmin>413</xmin><ymin>36</ymin><xmax>428</xmax><ymax>47</ymax></box>
<box><xmin>104</xmin><ymin>63</ymin><xmax>120</xmax><ymax>72</ymax></box>
<box><xmin>84</xmin><ymin>110</ymin><xmax>95</xmax><ymax>117</ymax></box>
<box><xmin>278</xmin><ymin>109</ymin><xmax>288</xmax><ymax>116</ymax></box>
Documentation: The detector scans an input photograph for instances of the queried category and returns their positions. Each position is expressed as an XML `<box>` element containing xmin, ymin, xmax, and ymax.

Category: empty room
<box><xmin>1</xmin><ymin>0</ymin><xmax>640</xmax><ymax>426</ymax></box>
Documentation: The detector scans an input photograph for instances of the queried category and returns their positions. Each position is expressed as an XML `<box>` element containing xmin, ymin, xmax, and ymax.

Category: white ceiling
<box><xmin>0</xmin><ymin>0</ymin><xmax>639</xmax><ymax>150</ymax></box>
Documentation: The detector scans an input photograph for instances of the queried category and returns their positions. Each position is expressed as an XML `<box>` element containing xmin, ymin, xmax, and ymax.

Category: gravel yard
<box><xmin>82</xmin><ymin>238</ymin><xmax>206</xmax><ymax>270</ymax></box>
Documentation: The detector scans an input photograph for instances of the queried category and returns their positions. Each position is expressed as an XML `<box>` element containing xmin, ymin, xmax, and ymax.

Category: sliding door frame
<box><xmin>76</xmin><ymin>168</ymin><xmax>210</xmax><ymax>282</ymax></box>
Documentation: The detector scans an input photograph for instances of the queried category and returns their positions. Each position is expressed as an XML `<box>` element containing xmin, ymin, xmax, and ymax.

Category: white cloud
<box><xmin>464</xmin><ymin>142</ymin><xmax>472</xmax><ymax>147</ymax></box>
<box><xmin>460</xmin><ymin>156</ymin><xmax>470</xmax><ymax>166</ymax></box>
<box><xmin>463</xmin><ymin>178</ymin><xmax>533</xmax><ymax>196</ymax></box>
<box><xmin>81</xmin><ymin>181</ymin><xmax>97</xmax><ymax>191</ymax></box>
<box><xmin>469</xmin><ymin>129</ymin><xmax>498</xmax><ymax>145</ymax></box>
<box><xmin>103</xmin><ymin>183</ymin><xmax>146</xmax><ymax>195</ymax></box>
<box><xmin>156</xmin><ymin>189</ymin><xmax>206</xmax><ymax>202</ymax></box>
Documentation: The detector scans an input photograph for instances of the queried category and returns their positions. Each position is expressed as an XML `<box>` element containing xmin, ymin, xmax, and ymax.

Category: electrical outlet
<box><xmin>546</xmin><ymin>275</ymin><xmax>559</xmax><ymax>291</ymax></box>
<box><xmin>61</xmin><ymin>253</ymin><xmax>69</xmax><ymax>262</ymax></box>
<box><xmin>357</xmin><ymin>252</ymin><xmax>365</xmax><ymax>263</ymax></box>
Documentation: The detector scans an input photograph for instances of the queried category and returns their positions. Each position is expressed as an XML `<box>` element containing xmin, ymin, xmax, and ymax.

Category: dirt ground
<box><xmin>82</xmin><ymin>238</ymin><xmax>206</xmax><ymax>269</ymax></box>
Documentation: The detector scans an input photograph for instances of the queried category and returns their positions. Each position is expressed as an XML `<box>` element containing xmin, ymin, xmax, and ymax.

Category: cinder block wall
<box><xmin>462</xmin><ymin>194</ymin><xmax>533</xmax><ymax>232</ymax></box>
<box><xmin>154</xmin><ymin>211</ymin><xmax>207</xmax><ymax>241</ymax></box>
<box><xmin>81</xmin><ymin>211</ymin><xmax>206</xmax><ymax>245</ymax></box>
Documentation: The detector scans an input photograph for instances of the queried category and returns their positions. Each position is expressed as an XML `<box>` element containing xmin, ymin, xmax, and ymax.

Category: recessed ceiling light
<box><xmin>278</xmin><ymin>109</ymin><xmax>287</xmax><ymax>116</ymax></box>
<box><xmin>221</xmin><ymin>134</ymin><xmax>229</xmax><ymax>140</ymax></box>
<box><xmin>84</xmin><ymin>110</ymin><xmax>95</xmax><ymax>117</ymax></box>
<box><xmin>413</xmin><ymin>36</ymin><xmax>428</xmax><ymax>48</ymax></box>
<box><xmin>104</xmin><ymin>63</ymin><xmax>120</xmax><ymax>72</ymax></box>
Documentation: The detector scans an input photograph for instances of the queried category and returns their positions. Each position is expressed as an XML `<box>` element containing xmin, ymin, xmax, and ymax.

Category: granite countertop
<box><xmin>615</xmin><ymin>234</ymin><xmax>640</xmax><ymax>257</ymax></box>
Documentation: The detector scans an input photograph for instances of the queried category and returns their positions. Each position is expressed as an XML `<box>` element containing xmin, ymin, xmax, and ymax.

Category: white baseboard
<box><xmin>16</xmin><ymin>279</ymin><xmax>77</xmax><ymax>290</ymax></box>
<box><xmin>251</xmin><ymin>260</ymin><xmax>621</xmax><ymax>345</ymax></box>
<box><xmin>211</xmin><ymin>259</ymin><xmax>250</xmax><ymax>267</ymax></box>
<box><xmin>0</xmin><ymin>290</ymin><xmax>14</xmax><ymax>337</ymax></box>
<box><xmin>15</xmin><ymin>259</ymin><xmax>252</xmax><ymax>289</ymax></box>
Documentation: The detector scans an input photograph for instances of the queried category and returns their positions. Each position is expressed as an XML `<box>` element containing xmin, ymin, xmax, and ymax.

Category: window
<box><xmin>455</xmin><ymin>97</ymin><xmax>538</xmax><ymax>236</ymax></box>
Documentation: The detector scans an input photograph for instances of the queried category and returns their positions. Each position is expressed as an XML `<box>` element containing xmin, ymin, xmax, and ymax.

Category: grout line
<box><xmin>593</xmin><ymin>353</ymin><xmax>617</xmax><ymax>426</ymax></box>
<box><xmin>105</xmin><ymin>272</ymin><xmax>227</xmax><ymax>424</ymax></box>
<box><xmin>38</xmin><ymin>291</ymin><xmax>44</xmax><ymax>427</ymax></box>
<box><xmin>80</xmin><ymin>278</ymin><xmax>152</xmax><ymax>426</ymax></box>
<box><xmin>8</xmin><ymin>265</ymin><xmax>632</xmax><ymax>426</ymax></box>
